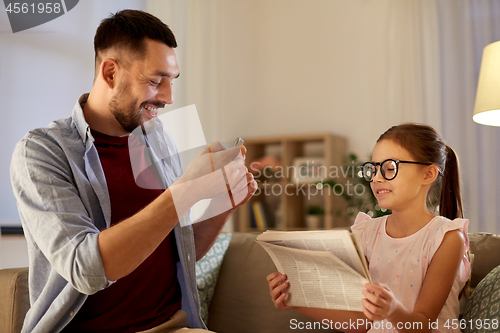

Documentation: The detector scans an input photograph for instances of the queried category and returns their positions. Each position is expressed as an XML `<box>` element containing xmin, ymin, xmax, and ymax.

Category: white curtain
<box><xmin>337</xmin><ymin>0</ymin><xmax>500</xmax><ymax>233</ymax></box>
<box><xmin>146</xmin><ymin>0</ymin><xmax>219</xmax><ymax>143</ymax></box>
<box><xmin>436</xmin><ymin>0</ymin><xmax>500</xmax><ymax>233</ymax></box>
<box><xmin>380</xmin><ymin>0</ymin><xmax>442</xmax><ymax>130</ymax></box>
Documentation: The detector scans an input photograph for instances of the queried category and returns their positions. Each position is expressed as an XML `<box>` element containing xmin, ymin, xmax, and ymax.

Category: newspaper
<box><xmin>256</xmin><ymin>230</ymin><xmax>371</xmax><ymax>311</ymax></box>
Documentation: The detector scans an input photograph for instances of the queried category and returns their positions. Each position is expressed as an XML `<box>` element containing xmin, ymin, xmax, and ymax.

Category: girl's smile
<box><xmin>373</xmin><ymin>187</ymin><xmax>392</xmax><ymax>198</ymax></box>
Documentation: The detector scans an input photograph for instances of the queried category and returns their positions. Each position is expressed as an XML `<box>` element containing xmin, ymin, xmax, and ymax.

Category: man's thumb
<box><xmin>208</xmin><ymin>141</ymin><xmax>226</xmax><ymax>152</ymax></box>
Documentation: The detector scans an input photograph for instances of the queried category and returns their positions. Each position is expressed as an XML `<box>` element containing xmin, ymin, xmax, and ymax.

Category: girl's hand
<box><xmin>266</xmin><ymin>272</ymin><xmax>295</xmax><ymax>310</ymax></box>
<box><xmin>362</xmin><ymin>282</ymin><xmax>402</xmax><ymax>321</ymax></box>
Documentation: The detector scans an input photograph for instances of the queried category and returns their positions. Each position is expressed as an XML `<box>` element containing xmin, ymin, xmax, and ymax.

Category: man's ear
<box><xmin>423</xmin><ymin>165</ymin><xmax>439</xmax><ymax>185</ymax></box>
<box><xmin>100</xmin><ymin>58</ymin><xmax>119</xmax><ymax>89</ymax></box>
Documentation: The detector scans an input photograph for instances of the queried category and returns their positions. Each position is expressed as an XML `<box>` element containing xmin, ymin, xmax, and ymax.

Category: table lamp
<box><xmin>473</xmin><ymin>40</ymin><xmax>500</xmax><ymax>126</ymax></box>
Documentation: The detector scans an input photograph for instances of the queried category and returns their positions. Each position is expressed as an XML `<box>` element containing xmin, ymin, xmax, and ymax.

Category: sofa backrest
<box><xmin>468</xmin><ymin>232</ymin><xmax>500</xmax><ymax>288</ymax></box>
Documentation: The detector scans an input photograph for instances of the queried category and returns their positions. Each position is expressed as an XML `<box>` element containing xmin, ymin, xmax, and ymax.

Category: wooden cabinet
<box><xmin>235</xmin><ymin>133</ymin><xmax>349</xmax><ymax>231</ymax></box>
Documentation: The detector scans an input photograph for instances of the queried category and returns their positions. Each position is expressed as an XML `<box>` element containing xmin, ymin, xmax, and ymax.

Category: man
<box><xmin>10</xmin><ymin>9</ymin><xmax>256</xmax><ymax>333</ymax></box>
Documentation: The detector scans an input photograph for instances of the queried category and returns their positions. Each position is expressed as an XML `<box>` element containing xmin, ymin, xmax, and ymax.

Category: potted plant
<box><xmin>305</xmin><ymin>205</ymin><xmax>325</xmax><ymax>229</ymax></box>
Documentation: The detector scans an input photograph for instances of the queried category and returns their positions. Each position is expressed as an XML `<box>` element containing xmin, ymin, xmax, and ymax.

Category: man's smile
<box><xmin>141</xmin><ymin>103</ymin><xmax>162</xmax><ymax>119</ymax></box>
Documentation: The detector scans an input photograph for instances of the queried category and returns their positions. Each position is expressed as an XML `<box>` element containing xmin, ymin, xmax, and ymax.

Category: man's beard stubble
<box><xmin>109</xmin><ymin>81</ymin><xmax>142</xmax><ymax>133</ymax></box>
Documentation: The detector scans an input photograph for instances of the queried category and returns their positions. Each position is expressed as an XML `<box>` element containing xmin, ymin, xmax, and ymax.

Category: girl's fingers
<box><xmin>364</xmin><ymin>283</ymin><xmax>385</xmax><ymax>297</ymax></box>
<box><xmin>275</xmin><ymin>291</ymin><xmax>288</xmax><ymax>308</ymax></box>
<box><xmin>363</xmin><ymin>289</ymin><xmax>387</xmax><ymax>308</ymax></box>
<box><xmin>362</xmin><ymin>299</ymin><xmax>378</xmax><ymax>320</ymax></box>
<box><xmin>266</xmin><ymin>272</ymin><xmax>284</xmax><ymax>284</ymax></box>
<box><xmin>362</xmin><ymin>302</ymin><xmax>374</xmax><ymax>320</ymax></box>
<box><xmin>266</xmin><ymin>272</ymin><xmax>280</xmax><ymax>282</ymax></box>
<box><xmin>362</xmin><ymin>298</ymin><xmax>383</xmax><ymax>318</ymax></box>
<box><xmin>266</xmin><ymin>273</ymin><xmax>294</xmax><ymax>309</ymax></box>
<box><xmin>275</xmin><ymin>290</ymin><xmax>297</xmax><ymax>310</ymax></box>
<box><xmin>267</xmin><ymin>273</ymin><xmax>286</xmax><ymax>290</ymax></box>
<box><xmin>362</xmin><ymin>288</ymin><xmax>378</xmax><ymax>303</ymax></box>
<box><xmin>270</xmin><ymin>280</ymin><xmax>289</xmax><ymax>300</ymax></box>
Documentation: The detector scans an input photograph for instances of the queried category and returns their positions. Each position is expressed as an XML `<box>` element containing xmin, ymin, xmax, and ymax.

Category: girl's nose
<box><xmin>372</xmin><ymin>166</ymin><xmax>385</xmax><ymax>182</ymax></box>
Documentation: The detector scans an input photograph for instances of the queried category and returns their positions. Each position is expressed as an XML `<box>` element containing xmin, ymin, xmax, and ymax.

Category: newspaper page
<box><xmin>258</xmin><ymin>242</ymin><xmax>368</xmax><ymax>311</ymax></box>
<box><xmin>256</xmin><ymin>230</ymin><xmax>369</xmax><ymax>279</ymax></box>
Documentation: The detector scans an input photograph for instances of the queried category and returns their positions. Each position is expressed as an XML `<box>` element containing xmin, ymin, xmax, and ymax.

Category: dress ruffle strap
<box><xmin>432</xmin><ymin>218</ymin><xmax>470</xmax><ymax>283</ymax></box>
<box><xmin>350</xmin><ymin>212</ymin><xmax>371</xmax><ymax>232</ymax></box>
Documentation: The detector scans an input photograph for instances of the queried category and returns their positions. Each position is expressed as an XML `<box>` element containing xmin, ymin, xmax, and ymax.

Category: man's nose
<box><xmin>157</xmin><ymin>84</ymin><xmax>174</xmax><ymax>105</ymax></box>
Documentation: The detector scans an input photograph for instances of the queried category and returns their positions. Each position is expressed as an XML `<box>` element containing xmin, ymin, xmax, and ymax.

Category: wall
<box><xmin>0</xmin><ymin>1</ymin><xmax>146</xmax><ymax>226</ymax></box>
<box><xmin>215</xmin><ymin>0</ymin><xmax>392</xmax><ymax>153</ymax></box>
<box><xmin>0</xmin><ymin>235</ymin><xmax>28</xmax><ymax>269</ymax></box>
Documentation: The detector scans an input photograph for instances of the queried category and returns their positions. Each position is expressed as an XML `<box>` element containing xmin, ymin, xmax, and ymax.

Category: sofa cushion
<box><xmin>207</xmin><ymin>232</ymin><xmax>341</xmax><ymax>333</ymax></box>
<box><xmin>195</xmin><ymin>233</ymin><xmax>232</xmax><ymax>324</ymax></box>
<box><xmin>462</xmin><ymin>265</ymin><xmax>500</xmax><ymax>333</ymax></box>
<box><xmin>0</xmin><ymin>267</ymin><xmax>29</xmax><ymax>333</ymax></box>
<box><xmin>469</xmin><ymin>233</ymin><xmax>500</xmax><ymax>288</ymax></box>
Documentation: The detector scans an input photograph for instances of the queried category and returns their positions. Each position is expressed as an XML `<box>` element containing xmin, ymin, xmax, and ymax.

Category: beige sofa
<box><xmin>1</xmin><ymin>232</ymin><xmax>499</xmax><ymax>333</ymax></box>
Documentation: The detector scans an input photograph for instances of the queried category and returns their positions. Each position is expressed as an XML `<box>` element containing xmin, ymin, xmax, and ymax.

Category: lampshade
<box><xmin>473</xmin><ymin>40</ymin><xmax>500</xmax><ymax>126</ymax></box>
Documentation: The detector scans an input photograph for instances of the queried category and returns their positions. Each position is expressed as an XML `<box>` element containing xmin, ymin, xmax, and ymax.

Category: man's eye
<box><xmin>149</xmin><ymin>80</ymin><xmax>160</xmax><ymax>86</ymax></box>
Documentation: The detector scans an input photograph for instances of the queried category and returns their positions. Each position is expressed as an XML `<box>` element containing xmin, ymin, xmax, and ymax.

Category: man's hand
<box><xmin>174</xmin><ymin>141</ymin><xmax>248</xmax><ymax>202</ymax></box>
<box><xmin>227</xmin><ymin>157</ymin><xmax>257</xmax><ymax>208</ymax></box>
<box><xmin>177</xmin><ymin>141</ymin><xmax>241</xmax><ymax>184</ymax></box>
<box><xmin>171</xmin><ymin>142</ymin><xmax>257</xmax><ymax>225</ymax></box>
<box><xmin>191</xmin><ymin>143</ymin><xmax>257</xmax><ymax>259</ymax></box>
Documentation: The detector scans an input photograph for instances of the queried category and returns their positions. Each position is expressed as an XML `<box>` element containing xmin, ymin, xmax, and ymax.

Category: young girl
<box><xmin>267</xmin><ymin>123</ymin><xmax>470</xmax><ymax>333</ymax></box>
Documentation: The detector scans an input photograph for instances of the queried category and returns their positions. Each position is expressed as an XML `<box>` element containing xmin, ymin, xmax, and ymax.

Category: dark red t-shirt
<box><xmin>62</xmin><ymin>130</ymin><xmax>181</xmax><ymax>333</ymax></box>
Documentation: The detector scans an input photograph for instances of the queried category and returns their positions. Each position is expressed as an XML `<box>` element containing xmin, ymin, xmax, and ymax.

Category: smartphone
<box><xmin>233</xmin><ymin>137</ymin><xmax>244</xmax><ymax>146</ymax></box>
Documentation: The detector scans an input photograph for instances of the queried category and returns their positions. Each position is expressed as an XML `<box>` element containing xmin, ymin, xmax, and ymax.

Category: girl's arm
<box><xmin>267</xmin><ymin>272</ymin><xmax>370</xmax><ymax>333</ymax></box>
<box><xmin>362</xmin><ymin>230</ymin><xmax>465</xmax><ymax>333</ymax></box>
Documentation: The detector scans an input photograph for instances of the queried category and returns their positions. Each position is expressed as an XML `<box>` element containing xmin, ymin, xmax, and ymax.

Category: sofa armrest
<box><xmin>0</xmin><ymin>267</ymin><xmax>29</xmax><ymax>333</ymax></box>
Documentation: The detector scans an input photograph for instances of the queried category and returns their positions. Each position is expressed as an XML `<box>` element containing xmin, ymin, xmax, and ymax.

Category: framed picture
<box><xmin>292</xmin><ymin>157</ymin><xmax>327</xmax><ymax>183</ymax></box>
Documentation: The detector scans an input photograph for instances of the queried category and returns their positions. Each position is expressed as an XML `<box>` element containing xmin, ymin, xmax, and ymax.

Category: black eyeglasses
<box><xmin>360</xmin><ymin>159</ymin><xmax>432</xmax><ymax>182</ymax></box>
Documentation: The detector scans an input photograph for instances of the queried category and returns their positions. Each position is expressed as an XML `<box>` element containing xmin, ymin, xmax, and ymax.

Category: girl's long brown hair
<box><xmin>377</xmin><ymin>123</ymin><xmax>463</xmax><ymax>219</ymax></box>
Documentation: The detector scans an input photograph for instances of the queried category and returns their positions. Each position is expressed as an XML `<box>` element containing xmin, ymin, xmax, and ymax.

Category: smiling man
<box><xmin>10</xmin><ymin>10</ymin><xmax>256</xmax><ymax>333</ymax></box>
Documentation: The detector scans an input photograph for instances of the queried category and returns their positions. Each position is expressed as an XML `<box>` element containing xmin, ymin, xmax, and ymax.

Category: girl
<box><xmin>267</xmin><ymin>123</ymin><xmax>470</xmax><ymax>333</ymax></box>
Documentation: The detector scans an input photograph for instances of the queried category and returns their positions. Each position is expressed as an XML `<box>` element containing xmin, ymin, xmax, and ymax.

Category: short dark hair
<box><xmin>94</xmin><ymin>9</ymin><xmax>177</xmax><ymax>72</ymax></box>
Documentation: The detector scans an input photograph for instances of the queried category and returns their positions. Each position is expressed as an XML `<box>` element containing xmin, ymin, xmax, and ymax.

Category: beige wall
<box><xmin>149</xmin><ymin>0</ymin><xmax>441</xmax><ymax>160</ymax></box>
<box><xmin>0</xmin><ymin>236</ymin><xmax>28</xmax><ymax>269</ymax></box>
<box><xmin>216</xmin><ymin>0</ymin><xmax>388</xmax><ymax>156</ymax></box>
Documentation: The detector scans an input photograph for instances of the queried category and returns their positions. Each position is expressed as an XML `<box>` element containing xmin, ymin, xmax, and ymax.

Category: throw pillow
<box><xmin>195</xmin><ymin>233</ymin><xmax>232</xmax><ymax>324</ymax></box>
<box><xmin>462</xmin><ymin>265</ymin><xmax>500</xmax><ymax>333</ymax></box>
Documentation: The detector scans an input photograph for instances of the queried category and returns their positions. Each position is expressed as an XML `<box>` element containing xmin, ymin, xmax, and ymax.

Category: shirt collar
<box><xmin>71</xmin><ymin>93</ymin><xmax>93</xmax><ymax>145</ymax></box>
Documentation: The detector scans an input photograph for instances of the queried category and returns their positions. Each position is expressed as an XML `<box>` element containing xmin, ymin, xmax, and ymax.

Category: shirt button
<box><xmin>187</xmin><ymin>254</ymin><xmax>191</xmax><ymax>261</ymax></box>
<box><xmin>70</xmin><ymin>311</ymin><xmax>74</xmax><ymax>317</ymax></box>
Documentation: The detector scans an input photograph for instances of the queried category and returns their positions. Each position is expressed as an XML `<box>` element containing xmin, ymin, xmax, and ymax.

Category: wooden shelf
<box><xmin>236</xmin><ymin>133</ymin><xmax>349</xmax><ymax>232</ymax></box>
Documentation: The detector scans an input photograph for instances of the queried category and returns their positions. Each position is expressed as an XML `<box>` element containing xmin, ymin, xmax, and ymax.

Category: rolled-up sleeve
<box><xmin>11</xmin><ymin>132</ymin><xmax>111</xmax><ymax>295</ymax></box>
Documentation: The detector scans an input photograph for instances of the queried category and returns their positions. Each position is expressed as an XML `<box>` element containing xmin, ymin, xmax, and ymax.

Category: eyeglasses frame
<box><xmin>360</xmin><ymin>159</ymin><xmax>432</xmax><ymax>182</ymax></box>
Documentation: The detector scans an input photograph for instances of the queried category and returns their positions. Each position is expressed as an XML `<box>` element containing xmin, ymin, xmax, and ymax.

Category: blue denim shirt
<box><xmin>10</xmin><ymin>94</ymin><xmax>204</xmax><ymax>333</ymax></box>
